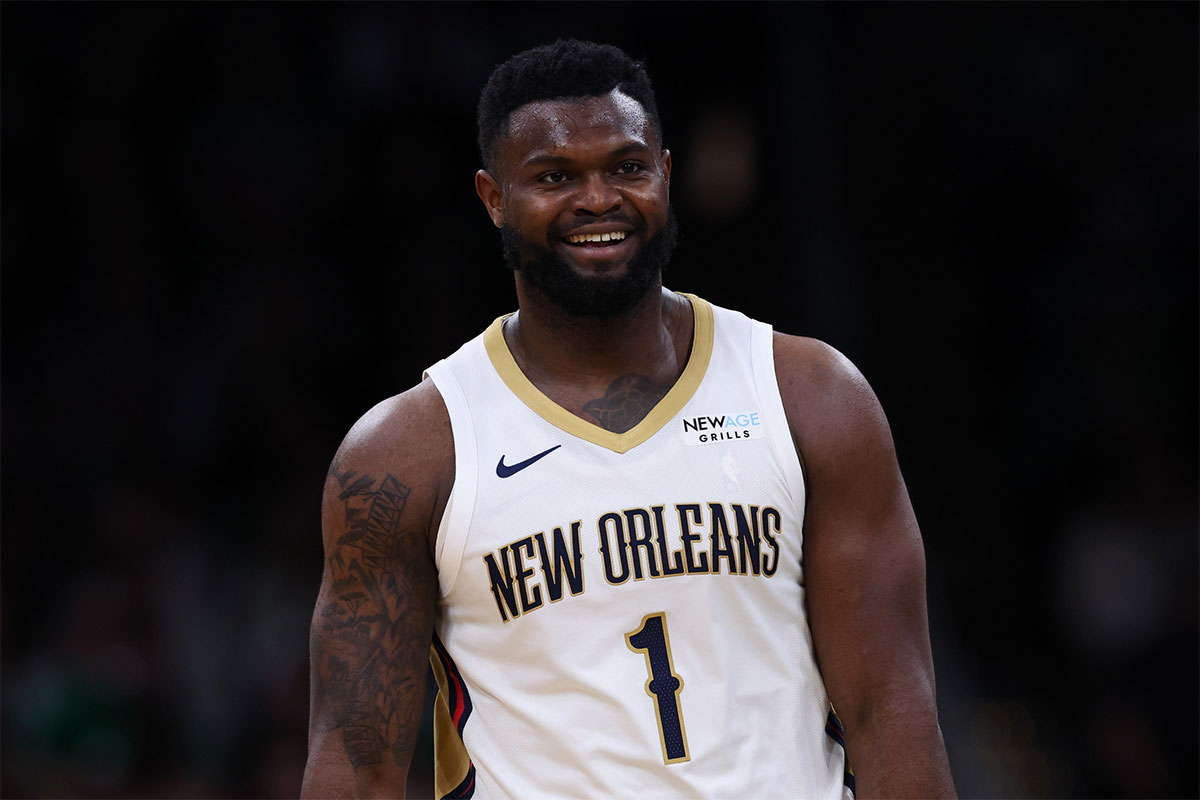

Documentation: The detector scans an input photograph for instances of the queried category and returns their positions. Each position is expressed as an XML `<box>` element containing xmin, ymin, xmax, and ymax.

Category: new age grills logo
<box><xmin>681</xmin><ymin>410</ymin><xmax>762</xmax><ymax>445</ymax></box>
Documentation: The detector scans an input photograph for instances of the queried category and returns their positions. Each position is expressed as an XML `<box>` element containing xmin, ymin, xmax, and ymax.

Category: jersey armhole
<box><xmin>751</xmin><ymin>322</ymin><xmax>807</xmax><ymax>523</ymax></box>
<box><xmin>424</xmin><ymin>360</ymin><xmax>478</xmax><ymax>598</ymax></box>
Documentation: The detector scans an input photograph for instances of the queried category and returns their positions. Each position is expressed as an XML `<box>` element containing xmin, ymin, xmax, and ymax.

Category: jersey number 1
<box><xmin>625</xmin><ymin>612</ymin><xmax>690</xmax><ymax>764</ymax></box>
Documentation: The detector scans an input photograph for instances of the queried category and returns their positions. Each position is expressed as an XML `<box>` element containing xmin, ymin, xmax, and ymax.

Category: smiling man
<box><xmin>302</xmin><ymin>40</ymin><xmax>956</xmax><ymax>800</ymax></box>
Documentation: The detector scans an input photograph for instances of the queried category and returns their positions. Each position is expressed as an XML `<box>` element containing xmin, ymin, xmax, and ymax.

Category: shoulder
<box><xmin>334</xmin><ymin>378</ymin><xmax>452</xmax><ymax>467</ymax></box>
<box><xmin>772</xmin><ymin>332</ymin><xmax>878</xmax><ymax>415</ymax></box>
<box><xmin>771</xmin><ymin>332</ymin><xmax>895</xmax><ymax>469</ymax></box>
<box><xmin>324</xmin><ymin>378</ymin><xmax>455</xmax><ymax>554</ymax></box>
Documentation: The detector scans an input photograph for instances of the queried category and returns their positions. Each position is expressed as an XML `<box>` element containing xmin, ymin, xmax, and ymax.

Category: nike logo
<box><xmin>496</xmin><ymin>444</ymin><xmax>562</xmax><ymax>478</ymax></box>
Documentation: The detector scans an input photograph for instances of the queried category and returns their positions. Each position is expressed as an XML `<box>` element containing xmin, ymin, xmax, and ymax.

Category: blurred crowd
<box><xmin>2</xmin><ymin>3</ymin><xmax>1195</xmax><ymax>798</ymax></box>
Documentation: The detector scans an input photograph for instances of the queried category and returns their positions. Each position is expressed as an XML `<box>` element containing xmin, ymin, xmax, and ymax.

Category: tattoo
<box><xmin>314</xmin><ymin>465</ymin><xmax>430</xmax><ymax>769</ymax></box>
<box><xmin>582</xmin><ymin>373</ymin><xmax>670</xmax><ymax>434</ymax></box>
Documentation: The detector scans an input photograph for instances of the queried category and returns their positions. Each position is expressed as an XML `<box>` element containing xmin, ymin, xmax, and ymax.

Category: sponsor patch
<box><xmin>680</xmin><ymin>411</ymin><xmax>762</xmax><ymax>446</ymax></box>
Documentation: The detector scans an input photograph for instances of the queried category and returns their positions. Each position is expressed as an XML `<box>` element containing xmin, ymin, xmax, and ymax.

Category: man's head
<box><xmin>474</xmin><ymin>40</ymin><xmax>677</xmax><ymax>318</ymax></box>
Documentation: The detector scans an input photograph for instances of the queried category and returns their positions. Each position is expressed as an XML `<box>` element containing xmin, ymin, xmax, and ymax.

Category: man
<box><xmin>302</xmin><ymin>39</ymin><xmax>955</xmax><ymax>799</ymax></box>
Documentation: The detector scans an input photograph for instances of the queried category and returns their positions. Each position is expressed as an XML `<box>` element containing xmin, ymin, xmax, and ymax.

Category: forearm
<box><xmin>301</xmin><ymin>733</ymin><xmax>407</xmax><ymax>799</ymax></box>
<box><xmin>303</xmin><ymin>575</ymin><xmax>431</xmax><ymax>800</ymax></box>
<box><xmin>845</xmin><ymin>704</ymin><xmax>955</xmax><ymax>799</ymax></box>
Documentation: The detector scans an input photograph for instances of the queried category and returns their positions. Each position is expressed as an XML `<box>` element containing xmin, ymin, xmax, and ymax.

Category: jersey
<box><xmin>423</xmin><ymin>294</ymin><xmax>853</xmax><ymax>800</ymax></box>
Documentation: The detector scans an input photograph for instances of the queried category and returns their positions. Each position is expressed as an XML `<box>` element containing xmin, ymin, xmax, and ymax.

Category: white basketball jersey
<box><xmin>424</xmin><ymin>295</ymin><xmax>853</xmax><ymax>800</ymax></box>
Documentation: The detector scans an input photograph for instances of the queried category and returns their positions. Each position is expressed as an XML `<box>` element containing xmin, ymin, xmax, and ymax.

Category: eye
<box><xmin>540</xmin><ymin>171</ymin><xmax>569</xmax><ymax>184</ymax></box>
<box><xmin>615</xmin><ymin>161</ymin><xmax>644</xmax><ymax>175</ymax></box>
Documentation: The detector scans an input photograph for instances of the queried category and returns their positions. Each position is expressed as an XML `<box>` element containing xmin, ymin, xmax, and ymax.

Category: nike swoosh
<box><xmin>496</xmin><ymin>444</ymin><xmax>562</xmax><ymax>478</ymax></box>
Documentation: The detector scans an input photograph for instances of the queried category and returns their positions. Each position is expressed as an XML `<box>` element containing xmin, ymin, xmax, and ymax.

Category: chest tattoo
<box><xmin>582</xmin><ymin>373</ymin><xmax>670</xmax><ymax>433</ymax></box>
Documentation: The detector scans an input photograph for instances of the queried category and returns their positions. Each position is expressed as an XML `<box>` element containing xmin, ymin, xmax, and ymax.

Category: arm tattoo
<box><xmin>314</xmin><ymin>465</ymin><xmax>431</xmax><ymax>769</ymax></box>
<box><xmin>582</xmin><ymin>373</ymin><xmax>670</xmax><ymax>433</ymax></box>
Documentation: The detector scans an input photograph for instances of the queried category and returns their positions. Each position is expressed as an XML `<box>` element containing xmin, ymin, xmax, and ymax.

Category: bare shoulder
<box><xmin>333</xmin><ymin>378</ymin><xmax>452</xmax><ymax>468</ymax></box>
<box><xmin>771</xmin><ymin>332</ymin><xmax>892</xmax><ymax>464</ymax></box>
<box><xmin>324</xmin><ymin>378</ymin><xmax>455</xmax><ymax>555</ymax></box>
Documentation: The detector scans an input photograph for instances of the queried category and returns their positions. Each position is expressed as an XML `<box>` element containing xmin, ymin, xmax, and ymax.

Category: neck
<box><xmin>505</xmin><ymin>281</ymin><xmax>692</xmax><ymax>396</ymax></box>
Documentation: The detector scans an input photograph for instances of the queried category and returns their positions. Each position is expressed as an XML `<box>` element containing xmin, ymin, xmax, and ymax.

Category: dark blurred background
<box><xmin>2</xmin><ymin>2</ymin><xmax>1196</xmax><ymax>798</ymax></box>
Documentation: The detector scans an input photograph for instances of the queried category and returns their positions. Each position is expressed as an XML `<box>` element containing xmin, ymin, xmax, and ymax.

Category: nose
<box><xmin>573</xmin><ymin>172</ymin><xmax>621</xmax><ymax>216</ymax></box>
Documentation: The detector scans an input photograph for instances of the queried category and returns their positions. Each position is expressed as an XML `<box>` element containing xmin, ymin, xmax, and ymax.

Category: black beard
<box><xmin>501</xmin><ymin>208</ymin><xmax>679</xmax><ymax>319</ymax></box>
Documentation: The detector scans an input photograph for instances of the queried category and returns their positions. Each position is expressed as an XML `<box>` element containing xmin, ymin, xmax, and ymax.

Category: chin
<box><xmin>528</xmin><ymin>263</ymin><xmax>658</xmax><ymax>318</ymax></box>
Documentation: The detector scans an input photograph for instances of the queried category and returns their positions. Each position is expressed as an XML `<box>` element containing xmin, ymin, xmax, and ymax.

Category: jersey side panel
<box><xmin>424</xmin><ymin>360</ymin><xmax>480</xmax><ymax>596</ymax></box>
<box><xmin>752</xmin><ymin>320</ymin><xmax>853</xmax><ymax>793</ymax></box>
<box><xmin>424</xmin><ymin>360</ymin><xmax>487</xmax><ymax>799</ymax></box>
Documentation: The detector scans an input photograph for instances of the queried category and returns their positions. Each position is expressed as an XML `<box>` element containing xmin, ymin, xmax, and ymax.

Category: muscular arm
<box><xmin>776</xmin><ymin>334</ymin><xmax>955</xmax><ymax>799</ymax></box>
<box><xmin>302</xmin><ymin>381</ymin><xmax>453</xmax><ymax>799</ymax></box>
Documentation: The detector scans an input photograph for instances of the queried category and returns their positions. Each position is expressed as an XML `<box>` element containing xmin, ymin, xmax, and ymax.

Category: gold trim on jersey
<box><xmin>430</xmin><ymin>646</ymin><xmax>472</xmax><ymax>798</ymax></box>
<box><xmin>483</xmin><ymin>293</ymin><xmax>715</xmax><ymax>454</ymax></box>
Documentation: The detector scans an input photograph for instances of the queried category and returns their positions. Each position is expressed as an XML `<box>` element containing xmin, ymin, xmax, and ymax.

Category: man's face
<box><xmin>476</xmin><ymin>88</ymin><xmax>675</xmax><ymax>317</ymax></box>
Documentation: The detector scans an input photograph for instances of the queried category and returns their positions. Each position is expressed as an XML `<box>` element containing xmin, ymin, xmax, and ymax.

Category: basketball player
<box><xmin>302</xmin><ymin>40</ymin><xmax>955</xmax><ymax>799</ymax></box>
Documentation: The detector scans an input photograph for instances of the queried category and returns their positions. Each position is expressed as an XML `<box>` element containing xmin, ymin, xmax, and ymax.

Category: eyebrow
<box><xmin>520</xmin><ymin>142</ymin><xmax>653</xmax><ymax>169</ymax></box>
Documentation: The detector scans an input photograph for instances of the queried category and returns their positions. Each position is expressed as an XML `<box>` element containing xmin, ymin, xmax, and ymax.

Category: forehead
<box><xmin>498</xmin><ymin>88</ymin><xmax>654</xmax><ymax>165</ymax></box>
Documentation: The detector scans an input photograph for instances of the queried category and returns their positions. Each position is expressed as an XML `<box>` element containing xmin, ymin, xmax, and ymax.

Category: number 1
<box><xmin>625</xmin><ymin>612</ymin><xmax>690</xmax><ymax>764</ymax></box>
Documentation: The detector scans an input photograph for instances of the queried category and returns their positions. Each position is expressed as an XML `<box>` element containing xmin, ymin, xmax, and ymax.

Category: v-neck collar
<box><xmin>483</xmin><ymin>294</ymin><xmax>715</xmax><ymax>454</ymax></box>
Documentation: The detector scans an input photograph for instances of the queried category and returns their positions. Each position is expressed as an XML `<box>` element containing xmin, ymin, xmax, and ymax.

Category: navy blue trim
<box><xmin>433</xmin><ymin>634</ymin><xmax>476</xmax><ymax>799</ymax></box>
<box><xmin>824</xmin><ymin>708</ymin><xmax>854</xmax><ymax>794</ymax></box>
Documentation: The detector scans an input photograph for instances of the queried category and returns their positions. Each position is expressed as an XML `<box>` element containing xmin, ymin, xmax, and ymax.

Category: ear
<box><xmin>475</xmin><ymin>169</ymin><xmax>505</xmax><ymax>228</ymax></box>
<box><xmin>661</xmin><ymin>149</ymin><xmax>672</xmax><ymax>190</ymax></box>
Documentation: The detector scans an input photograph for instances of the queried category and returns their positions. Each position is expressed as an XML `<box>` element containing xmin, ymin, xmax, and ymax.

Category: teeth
<box><xmin>567</xmin><ymin>231</ymin><xmax>627</xmax><ymax>244</ymax></box>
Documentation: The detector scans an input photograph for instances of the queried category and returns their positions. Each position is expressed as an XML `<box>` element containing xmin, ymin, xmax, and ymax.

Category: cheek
<box><xmin>634</xmin><ymin>184</ymin><xmax>670</xmax><ymax>219</ymax></box>
<box><xmin>507</xmin><ymin>197</ymin><xmax>563</xmax><ymax>236</ymax></box>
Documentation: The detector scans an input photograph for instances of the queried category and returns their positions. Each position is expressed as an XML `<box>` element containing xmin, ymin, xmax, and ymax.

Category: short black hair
<box><xmin>476</xmin><ymin>39</ymin><xmax>662</xmax><ymax>170</ymax></box>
